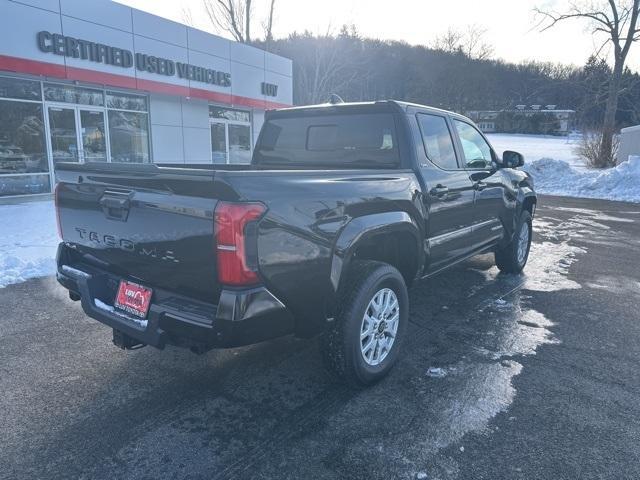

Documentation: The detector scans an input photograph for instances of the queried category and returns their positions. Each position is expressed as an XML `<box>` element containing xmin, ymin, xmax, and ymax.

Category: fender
<box><xmin>516</xmin><ymin>187</ymin><xmax>537</xmax><ymax>217</ymax></box>
<box><xmin>504</xmin><ymin>187</ymin><xmax>536</xmax><ymax>243</ymax></box>
<box><xmin>329</xmin><ymin>211</ymin><xmax>423</xmax><ymax>296</ymax></box>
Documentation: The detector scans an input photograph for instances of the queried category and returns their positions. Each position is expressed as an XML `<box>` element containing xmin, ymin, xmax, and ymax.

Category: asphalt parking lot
<box><xmin>1</xmin><ymin>195</ymin><xmax>640</xmax><ymax>480</ymax></box>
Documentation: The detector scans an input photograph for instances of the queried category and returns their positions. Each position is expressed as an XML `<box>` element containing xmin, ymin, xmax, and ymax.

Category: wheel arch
<box><xmin>330</xmin><ymin>211</ymin><xmax>422</xmax><ymax>302</ymax></box>
<box><xmin>521</xmin><ymin>193</ymin><xmax>537</xmax><ymax>216</ymax></box>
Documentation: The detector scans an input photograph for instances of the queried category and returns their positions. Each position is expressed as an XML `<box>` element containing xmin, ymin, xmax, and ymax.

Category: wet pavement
<box><xmin>1</xmin><ymin>195</ymin><xmax>640</xmax><ymax>480</ymax></box>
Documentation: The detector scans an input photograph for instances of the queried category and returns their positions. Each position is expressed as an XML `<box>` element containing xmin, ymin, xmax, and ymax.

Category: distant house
<box><xmin>467</xmin><ymin>105</ymin><xmax>576</xmax><ymax>135</ymax></box>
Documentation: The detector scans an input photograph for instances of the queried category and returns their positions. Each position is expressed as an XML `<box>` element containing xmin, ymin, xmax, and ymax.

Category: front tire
<box><xmin>495</xmin><ymin>210</ymin><xmax>532</xmax><ymax>273</ymax></box>
<box><xmin>322</xmin><ymin>260</ymin><xmax>409</xmax><ymax>387</ymax></box>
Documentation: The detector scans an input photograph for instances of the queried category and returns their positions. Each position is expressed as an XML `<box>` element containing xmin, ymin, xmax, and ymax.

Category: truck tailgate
<box><xmin>55</xmin><ymin>163</ymin><xmax>220</xmax><ymax>303</ymax></box>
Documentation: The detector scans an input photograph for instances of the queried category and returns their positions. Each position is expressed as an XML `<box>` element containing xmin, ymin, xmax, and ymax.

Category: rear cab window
<box><xmin>254</xmin><ymin>111</ymin><xmax>399</xmax><ymax>168</ymax></box>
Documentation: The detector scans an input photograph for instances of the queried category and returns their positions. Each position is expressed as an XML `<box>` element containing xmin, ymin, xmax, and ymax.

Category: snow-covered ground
<box><xmin>487</xmin><ymin>133</ymin><xmax>586</xmax><ymax>169</ymax></box>
<box><xmin>488</xmin><ymin>133</ymin><xmax>640</xmax><ymax>203</ymax></box>
<box><xmin>0</xmin><ymin>200</ymin><xmax>58</xmax><ymax>288</ymax></box>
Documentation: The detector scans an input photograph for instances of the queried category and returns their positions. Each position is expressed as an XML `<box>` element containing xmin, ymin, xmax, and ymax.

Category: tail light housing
<box><xmin>54</xmin><ymin>182</ymin><xmax>62</xmax><ymax>239</ymax></box>
<box><xmin>214</xmin><ymin>201</ymin><xmax>266</xmax><ymax>286</ymax></box>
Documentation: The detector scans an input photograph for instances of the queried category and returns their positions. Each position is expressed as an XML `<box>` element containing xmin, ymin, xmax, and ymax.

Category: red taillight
<box><xmin>214</xmin><ymin>201</ymin><xmax>266</xmax><ymax>286</ymax></box>
<box><xmin>54</xmin><ymin>182</ymin><xmax>62</xmax><ymax>239</ymax></box>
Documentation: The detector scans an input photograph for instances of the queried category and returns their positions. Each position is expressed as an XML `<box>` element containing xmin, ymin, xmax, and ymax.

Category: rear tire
<box><xmin>495</xmin><ymin>210</ymin><xmax>532</xmax><ymax>273</ymax></box>
<box><xmin>322</xmin><ymin>260</ymin><xmax>409</xmax><ymax>387</ymax></box>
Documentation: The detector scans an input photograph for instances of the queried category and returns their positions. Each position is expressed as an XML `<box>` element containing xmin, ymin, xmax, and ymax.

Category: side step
<box><xmin>112</xmin><ymin>328</ymin><xmax>146</xmax><ymax>350</ymax></box>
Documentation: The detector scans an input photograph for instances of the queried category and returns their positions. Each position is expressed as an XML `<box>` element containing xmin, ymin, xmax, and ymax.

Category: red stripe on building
<box><xmin>66</xmin><ymin>65</ymin><xmax>137</xmax><ymax>89</ymax></box>
<box><xmin>230</xmin><ymin>94</ymin><xmax>266</xmax><ymax>110</ymax></box>
<box><xmin>265</xmin><ymin>99</ymin><xmax>293</xmax><ymax>110</ymax></box>
<box><xmin>135</xmin><ymin>77</ymin><xmax>191</xmax><ymax>97</ymax></box>
<box><xmin>188</xmin><ymin>86</ymin><xmax>232</xmax><ymax>105</ymax></box>
<box><xmin>0</xmin><ymin>54</ymin><xmax>66</xmax><ymax>79</ymax></box>
<box><xmin>0</xmin><ymin>54</ymin><xmax>292</xmax><ymax>110</ymax></box>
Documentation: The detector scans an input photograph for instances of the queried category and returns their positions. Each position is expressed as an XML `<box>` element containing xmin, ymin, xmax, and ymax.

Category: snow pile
<box><xmin>487</xmin><ymin>133</ymin><xmax>640</xmax><ymax>202</ymax></box>
<box><xmin>0</xmin><ymin>200</ymin><xmax>58</xmax><ymax>288</ymax></box>
<box><xmin>523</xmin><ymin>156</ymin><xmax>640</xmax><ymax>203</ymax></box>
<box><xmin>487</xmin><ymin>133</ymin><xmax>585</xmax><ymax>169</ymax></box>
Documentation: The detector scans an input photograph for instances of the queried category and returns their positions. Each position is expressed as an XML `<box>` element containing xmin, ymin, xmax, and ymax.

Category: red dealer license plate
<box><xmin>114</xmin><ymin>280</ymin><xmax>153</xmax><ymax>318</ymax></box>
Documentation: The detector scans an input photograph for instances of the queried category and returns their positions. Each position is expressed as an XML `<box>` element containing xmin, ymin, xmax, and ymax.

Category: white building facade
<box><xmin>0</xmin><ymin>0</ymin><xmax>293</xmax><ymax>199</ymax></box>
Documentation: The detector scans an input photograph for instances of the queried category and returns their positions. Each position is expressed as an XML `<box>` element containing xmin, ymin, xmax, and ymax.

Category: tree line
<box><xmin>199</xmin><ymin>0</ymin><xmax>638</xmax><ymax>166</ymax></box>
<box><xmin>256</xmin><ymin>28</ymin><xmax>640</xmax><ymax>132</ymax></box>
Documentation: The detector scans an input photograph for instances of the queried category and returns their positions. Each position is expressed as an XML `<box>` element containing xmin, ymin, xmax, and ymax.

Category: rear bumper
<box><xmin>56</xmin><ymin>243</ymin><xmax>294</xmax><ymax>350</ymax></box>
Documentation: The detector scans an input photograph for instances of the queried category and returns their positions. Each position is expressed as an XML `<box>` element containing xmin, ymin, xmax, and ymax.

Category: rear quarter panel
<box><xmin>215</xmin><ymin>169</ymin><xmax>424</xmax><ymax>335</ymax></box>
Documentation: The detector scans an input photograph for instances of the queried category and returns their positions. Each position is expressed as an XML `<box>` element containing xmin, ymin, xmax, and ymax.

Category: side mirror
<box><xmin>502</xmin><ymin>150</ymin><xmax>524</xmax><ymax>168</ymax></box>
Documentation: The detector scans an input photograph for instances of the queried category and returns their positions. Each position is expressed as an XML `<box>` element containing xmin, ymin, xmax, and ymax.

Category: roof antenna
<box><xmin>328</xmin><ymin>93</ymin><xmax>344</xmax><ymax>104</ymax></box>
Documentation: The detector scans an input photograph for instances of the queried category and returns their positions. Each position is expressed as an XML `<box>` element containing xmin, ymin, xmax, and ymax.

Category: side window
<box><xmin>453</xmin><ymin>120</ymin><xmax>493</xmax><ymax>169</ymax></box>
<box><xmin>417</xmin><ymin>113</ymin><xmax>458</xmax><ymax>169</ymax></box>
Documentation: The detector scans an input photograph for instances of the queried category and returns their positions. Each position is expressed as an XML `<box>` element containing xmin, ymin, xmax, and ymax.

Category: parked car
<box><xmin>55</xmin><ymin>100</ymin><xmax>536</xmax><ymax>386</ymax></box>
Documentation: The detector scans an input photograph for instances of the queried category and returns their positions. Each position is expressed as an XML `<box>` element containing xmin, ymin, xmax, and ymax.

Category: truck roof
<box><xmin>267</xmin><ymin>100</ymin><xmax>470</xmax><ymax>122</ymax></box>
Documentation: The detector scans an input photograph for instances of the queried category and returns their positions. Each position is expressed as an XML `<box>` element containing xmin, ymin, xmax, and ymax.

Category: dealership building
<box><xmin>0</xmin><ymin>0</ymin><xmax>293</xmax><ymax>199</ymax></box>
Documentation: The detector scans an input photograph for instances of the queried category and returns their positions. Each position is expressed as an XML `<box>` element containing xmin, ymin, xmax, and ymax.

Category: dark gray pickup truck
<box><xmin>55</xmin><ymin>100</ymin><xmax>536</xmax><ymax>385</ymax></box>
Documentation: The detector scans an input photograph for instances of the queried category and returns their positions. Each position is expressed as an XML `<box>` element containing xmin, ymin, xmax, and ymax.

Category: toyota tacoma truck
<box><xmin>55</xmin><ymin>100</ymin><xmax>536</xmax><ymax>386</ymax></box>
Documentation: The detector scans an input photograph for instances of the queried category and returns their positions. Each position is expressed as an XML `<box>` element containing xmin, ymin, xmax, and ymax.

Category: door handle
<box><xmin>429</xmin><ymin>185</ymin><xmax>449</xmax><ymax>197</ymax></box>
<box><xmin>474</xmin><ymin>181</ymin><xmax>488</xmax><ymax>191</ymax></box>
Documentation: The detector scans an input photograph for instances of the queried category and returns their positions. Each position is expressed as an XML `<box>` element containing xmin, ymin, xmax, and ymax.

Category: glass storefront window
<box><xmin>209</xmin><ymin>106</ymin><xmax>250</xmax><ymax>122</ymax></box>
<box><xmin>48</xmin><ymin>107</ymin><xmax>79</xmax><ymax>163</ymax></box>
<box><xmin>209</xmin><ymin>106</ymin><xmax>251</xmax><ymax>164</ymax></box>
<box><xmin>0</xmin><ymin>76</ymin><xmax>41</xmax><ymax>101</ymax></box>
<box><xmin>106</xmin><ymin>91</ymin><xmax>147</xmax><ymax>112</ymax></box>
<box><xmin>44</xmin><ymin>83</ymin><xmax>104</xmax><ymax>106</ymax></box>
<box><xmin>0</xmin><ymin>100</ymin><xmax>47</xmax><ymax>174</ymax></box>
<box><xmin>211</xmin><ymin>122</ymin><xmax>227</xmax><ymax>164</ymax></box>
<box><xmin>0</xmin><ymin>76</ymin><xmax>154</xmax><ymax>196</ymax></box>
<box><xmin>228</xmin><ymin>124</ymin><xmax>251</xmax><ymax>164</ymax></box>
<box><xmin>108</xmin><ymin>111</ymin><xmax>150</xmax><ymax>163</ymax></box>
<box><xmin>80</xmin><ymin>110</ymin><xmax>107</xmax><ymax>162</ymax></box>
<box><xmin>0</xmin><ymin>174</ymin><xmax>51</xmax><ymax>197</ymax></box>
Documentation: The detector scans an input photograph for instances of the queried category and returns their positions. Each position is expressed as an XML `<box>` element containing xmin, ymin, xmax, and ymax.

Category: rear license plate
<box><xmin>114</xmin><ymin>280</ymin><xmax>153</xmax><ymax>318</ymax></box>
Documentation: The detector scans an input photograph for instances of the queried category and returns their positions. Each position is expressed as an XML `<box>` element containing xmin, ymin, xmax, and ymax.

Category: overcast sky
<box><xmin>117</xmin><ymin>0</ymin><xmax>640</xmax><ymax>71</ymax></box>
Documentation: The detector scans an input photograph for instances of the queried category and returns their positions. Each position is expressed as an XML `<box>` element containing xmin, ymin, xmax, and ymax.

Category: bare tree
<box><xmin>202</xmin><ymin>0</ymin><xmax>252</xmax><ymax>43</ymax></box>
<box><xmin>262</xmin><ymin>0</ymin><xmax>276</xmax><ymax>49</ymax></box>
<box><xmin>181</xmin><ymin>5</ymin><xmax>194</xmax><ymax>27</ymax></box>
<box><xmin>536</xmin><ymin>0</ymin><xmax>640</xmax><ymax>166</ymax></box>
<box><xmin>292</xmin><ymin>29</ymin><xmax>366</xmax><ymax>104</ymax></box>
<box><xmin>463</xmin><ymin>25</ymin><xmax>495</xmax><ymax>60</ymax></box>
<box><xmin>296</xmin><ymin>38</ymin><xmax>353</xmax><ymax>104</ymax></box>
<box><xmin>432</xmin><ymin>25</ymin><xmax>494</xmax><ymax>60</ymax></box>
<box><xmin>198</xmin><ymin>0</ymin><xmax>280</xmax><ymax>45</ymax></box>
<box><xmin>432</xmin><ymin>28</ymin><xmax>464</xmax><ymax>53</ymax></box>
<box><xmin>245</xmin><ymin>0</ymin><xmax>252</xmax><ymax>42</ymax></box>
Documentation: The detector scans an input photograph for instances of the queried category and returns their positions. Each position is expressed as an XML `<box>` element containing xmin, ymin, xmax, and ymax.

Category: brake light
<box><xmin>214</xmin><ymin>201</ymin><xmax>266</xmax><ymax>286</ymax></box>
<box><xmin>54</xmin><ymin>182</ymin><xmax>62</xmax><ymax>239</ymax></box>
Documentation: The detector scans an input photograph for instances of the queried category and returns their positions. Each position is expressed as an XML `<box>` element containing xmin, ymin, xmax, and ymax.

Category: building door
<box><xmin>47</xmin><ymin>105</ymin><xmax>108</xmax><ymax>164</ymax></box>
<box><xmin>227</xmin><ymin>122</ymin><xmax>251</xmax><ymax>164</ymax></box>
<box><xmin>209</xmin><ymin>107</ymin><xmax>252</xmax><ymax>164</ymax></box>
<box><xmin>210</xmin><ymin>120</ymin><xmax>227</xmax><ymax>164</ymax></box>
<box><xmin>78</xmin><ymin>108</ymin><xmax>107</xmax><ymax>162</ymax></box>
<box><xmin>47</xmin><ymin>106</ymin><xmax>79</xmax><ymax>163</ymax></box>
